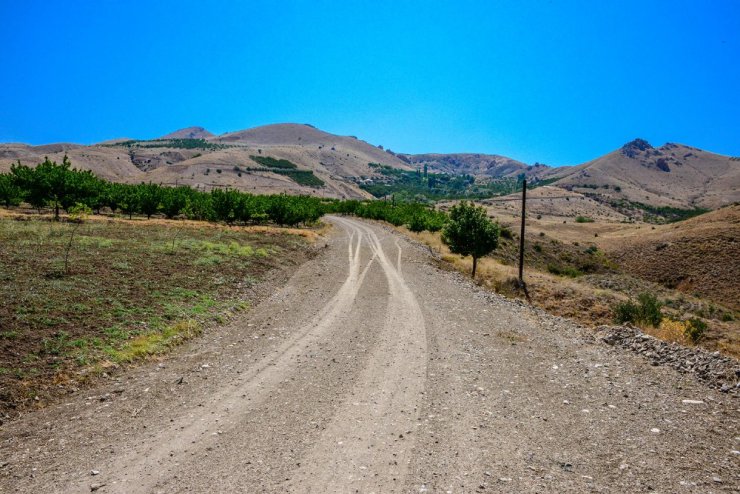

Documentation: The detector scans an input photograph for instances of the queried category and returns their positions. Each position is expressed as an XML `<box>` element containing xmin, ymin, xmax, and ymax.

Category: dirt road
<box><xmin>1</xmin><ymin>217</ymin><xmax>738</xmax><ymax>493</ymax></box>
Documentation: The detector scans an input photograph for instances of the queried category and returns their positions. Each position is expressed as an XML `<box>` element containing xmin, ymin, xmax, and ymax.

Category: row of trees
<box><xmin>1</xmin><ymin>157</ymin><xmax>503</xmax><ymax>276</ymax></box>
<box><xmin>0</xmin><ymin>157</ymin><xmax>447</xmax><ymax>230</ymax></box>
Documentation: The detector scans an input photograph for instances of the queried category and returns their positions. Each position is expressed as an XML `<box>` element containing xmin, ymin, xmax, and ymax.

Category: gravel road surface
<box><xmin>1</xmin><ymin>216</ymin><xmax>738</xmax><ymax>493</ymax></box>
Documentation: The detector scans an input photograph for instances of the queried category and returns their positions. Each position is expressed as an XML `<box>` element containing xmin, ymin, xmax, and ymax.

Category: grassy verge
<box><xmin>397</xmin><ymin>226</ymin><xmax>739</xmax><ymax>357</ymax></box>
<box><xmin>0</xmin><ymin>213</ymin><xmax>316</xmax><ymax>414</ymax></box>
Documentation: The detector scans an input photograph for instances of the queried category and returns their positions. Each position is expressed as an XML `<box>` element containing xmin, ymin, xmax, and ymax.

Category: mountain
<box><xmin>542</xmin><ymin>139</ymin><xmax>740</xmax><ymax>209</ymax></box>
<box><xmin>0</xmin><ymin>128</ymin><xmax>737</xmax><ymax>208</ymax></box>
<box><xmin>0</xmin><ymin>124</ymin><xmax>414</xmax><ymax>199</ymax></box>
<box><xmin>159</xmin><ymin>126</ymin><xmax>215</xmax><ymax>140</ymax></box>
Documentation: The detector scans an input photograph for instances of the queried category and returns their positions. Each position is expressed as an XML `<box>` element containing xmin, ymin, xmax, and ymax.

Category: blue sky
<box><xmin>1</xmin><ymin>0</ymin><xmax>738</xmax><ymax>166</ymax></box>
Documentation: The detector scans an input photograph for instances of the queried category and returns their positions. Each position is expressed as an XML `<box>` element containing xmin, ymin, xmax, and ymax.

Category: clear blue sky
<box><xmin>1</xmin><ymin>0</ymin><xmax>738</xmax><ymax>166</ymax></box>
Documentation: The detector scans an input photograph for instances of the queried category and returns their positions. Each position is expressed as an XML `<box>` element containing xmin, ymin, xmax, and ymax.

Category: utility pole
<box><xmin>518</xmin><ymin>179</ymin><xmax>527</xmax><ymax>285</ymax></box>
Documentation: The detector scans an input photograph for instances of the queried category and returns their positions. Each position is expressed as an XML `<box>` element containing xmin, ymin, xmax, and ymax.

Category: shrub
<box><xmin>406</xmin><ymin>215</ymin><xmax>427</xmax><ymax>233</ymax></box>
<box><xmin>547</xmin><ymin>264</ymin><xmax>582</xmax><ymax>277</ymax></box>
<box><xmin>612</xmin><ymin>292</ymin><xmax>663</xmax><ymax>327</ymax></box>
<box><xmin>684</xmin><ymin>318</ymin><xmax>707</xmax><ymax>343</ymax></box>
<box><xmin>575</xmin><ymin>216</ymin><xmax>594</xmax><ymax>223</ymax></box>
<box><xmin>637</xmin><ymin>292</ymin><xmax>663</xmax><ymax>327</ymax></box>
<box><xmin>613</xmin><ymin>300</ymin><xmax>639</xmax><ymax>324</ymax></box>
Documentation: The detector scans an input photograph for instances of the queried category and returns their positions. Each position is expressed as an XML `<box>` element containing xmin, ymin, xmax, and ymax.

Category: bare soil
<box><xmin>1</xmin><ymin>217</ymin><xmax>737</xmax><ymax>493</ymax></box>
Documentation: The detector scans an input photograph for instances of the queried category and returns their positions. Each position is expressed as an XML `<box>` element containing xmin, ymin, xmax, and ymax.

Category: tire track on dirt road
<box><xmin>285</xmin><ymin>217</ymin><xmax>428</xmax><ymax>493</ymax></box>
<box><xmin>60</xmin><ymin>219</ymin><xmax>379</xmax><ymax>493</ymax></box>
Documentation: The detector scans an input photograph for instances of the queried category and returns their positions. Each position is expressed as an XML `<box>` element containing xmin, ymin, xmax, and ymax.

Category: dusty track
<box><xmin>1</xmin><ymin>217</ymin><xmax>738</xmax><ymax>492</ymax></box>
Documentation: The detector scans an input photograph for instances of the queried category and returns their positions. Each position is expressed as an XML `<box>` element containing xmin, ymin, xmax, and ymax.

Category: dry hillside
<box><xmin>605</xmin><ymin>205</ymin><xmax>740</xmax><ymax>310</ymax></box>
<box><xmin>0</xmin><ymin>124</ymin><xmax>416</xmax><ymax>199</ymax></box>
<box><xmin>543</xmin><ymin>139</ymin><xmax>740</xmax><ymax>209</ymax></box>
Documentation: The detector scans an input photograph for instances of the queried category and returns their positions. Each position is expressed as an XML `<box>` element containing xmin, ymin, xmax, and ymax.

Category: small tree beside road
<box><xmin>442</xmin><ymin>201</ymin><xmax>499</xmax><ymax>278</ymax></box>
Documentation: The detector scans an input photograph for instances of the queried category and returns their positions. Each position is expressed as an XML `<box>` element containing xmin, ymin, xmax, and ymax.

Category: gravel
<box><xmin>598</xmin><ymin>324</ymin><xmax>739</xmax><ymax>392</ymax></box>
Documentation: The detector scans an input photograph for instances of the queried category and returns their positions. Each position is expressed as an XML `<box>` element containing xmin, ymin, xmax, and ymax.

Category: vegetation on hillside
<box><xmin>250</xmin><ymin>155</ymin><xmax>298</xmax><ymax>169</ymax></box>
<box><xmin>103</xmin><ymin>138</ymin><xmax>229</xmax><ymax>150</ymax></box>
<box><xmin>593</xmin><ymin>196</ymin><xmax>711</xmax><ymax>223</ymax></box>
<box><xmin>361</xmin><ymin>163</ymin><xmax>557</xmax><ymax>202</ymax></box>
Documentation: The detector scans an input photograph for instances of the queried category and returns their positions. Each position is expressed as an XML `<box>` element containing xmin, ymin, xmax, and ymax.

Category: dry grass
<box><xmin>396</xmin><ymin>225</ymin><xmax>739</xmax><ymax>358</ymax></box>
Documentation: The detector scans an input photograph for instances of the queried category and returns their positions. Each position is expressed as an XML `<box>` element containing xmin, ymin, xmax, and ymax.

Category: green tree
<box><xmin>441</xmin><ymin>201</ymin><xmax>499</xmax><ymax>277</ymax></box>
<box><xmin>0</xmin><ymin>173</ymin><xmax>23</xmax><ymax>207</ymax></box>
<box><xmin>34</xmin><ymin>155</ymin><xmax>72</xmax><ymax>220</ymax></box>
<box><xmin>160</xmin><ymin>186</ymin><xmax>191</xmax><ymax>219</ymax></box>
<box><xmin>210</xmin><ymin>188</ymin><xmax>240</xmax><ymax>223</ymax></box>
<box><xmin>110</xmin><ymin>183</ymin><xmax>140</xmax><ymax>219</ymax></box>
<box><xmin>138</xmin><ymin>183</ymin><xmax>162</xmax><ymax>219</ymax></box>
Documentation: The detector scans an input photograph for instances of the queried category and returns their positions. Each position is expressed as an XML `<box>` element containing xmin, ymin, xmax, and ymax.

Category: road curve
<box><xmin>1</xmin><ymin>217</ymin><xmax>737</xmax><ymax>493</ymax></box>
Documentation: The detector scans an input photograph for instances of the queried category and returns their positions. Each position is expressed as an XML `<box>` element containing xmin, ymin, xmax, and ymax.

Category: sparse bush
<box><xmin>575</xmin><ymin>216</ymin><xmax>594</xmax><ymax>223</ymax></box>
<box><xmin>684</xmin><ymin>318</ymin><xmax>707</xmax><ymax>343</ymax></box>
<box><xmin>612</xmin><ymin>292</ymin><xmax>663</xmax><ymax>327</ymax></box>
<box><xmin>637</xmin><ymin>292</ymin><xmax>663</xmax><ymax>327</ymax></box>
<box><xmin>547</xmin><ymin>264</ymin><xmax>582</xmax><ymax>277</ymax></box>
<box><xmin>407</xmin><ymin>215</ymin><xmax>427</xmax><ymax>233</ymax></box>
<box><xmin>613</xmin><ymin>300</ymin><xmax>639</xmax><ymax>324</ymax></box>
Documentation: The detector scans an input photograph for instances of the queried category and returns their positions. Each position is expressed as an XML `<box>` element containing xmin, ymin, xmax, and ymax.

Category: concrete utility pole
<box><xmin>518</xmin><ymin>179</ymin><xmax>527</xmax><ymax>285</ymax></box>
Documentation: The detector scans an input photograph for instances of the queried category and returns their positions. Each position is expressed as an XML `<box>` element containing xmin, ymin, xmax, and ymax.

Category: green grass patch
<box><xmin>107</xmin><ymin>319</ymin><xmax>201</xmax><ymax>363</ymax></box>
<box><xmin>0</xmin><ymin>216</ymin><xmax>310</xmax><ymax>414</ymax></box>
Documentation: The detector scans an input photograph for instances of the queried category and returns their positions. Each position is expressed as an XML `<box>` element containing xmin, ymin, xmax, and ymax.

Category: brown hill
<box><xmin>160</xmin><ymin>126</ymin><xmax>215</xmax><ymax>140</ymax></box>
<box><xmin>544</xmin><ymin>139</ymin><xmax>740</xmax><ymax>209</ymax></box>
<box><xmin>604</xmin><ymin>205</ymin><xmax>740</xmax><ymax>310</ymax></box>
<box><xmin>0</xmin><ymin>124</ymin><xmax>415</xmax><ymax>199</ymax></box>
